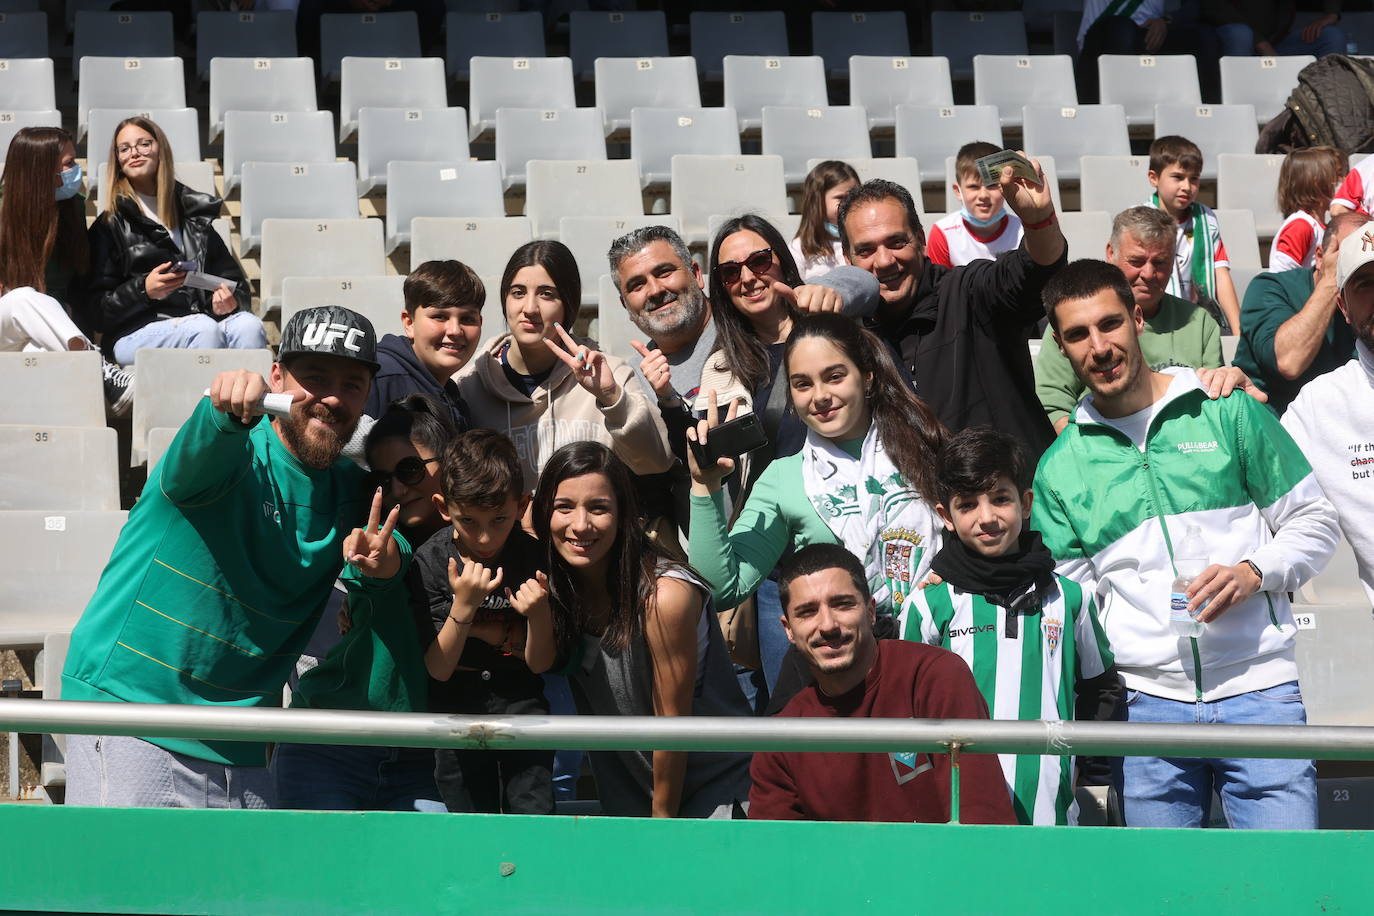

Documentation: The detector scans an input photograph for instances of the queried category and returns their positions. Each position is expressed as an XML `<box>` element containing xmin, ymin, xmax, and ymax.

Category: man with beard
<box><xmin>1032</xmin><ymin>260</ymin><xmax>1338</xmax><ymax>829</ymax></box>
<box><xmin>747</xmin><ymin>544</ymin><xmax>1015</xmax><ymax>823</ymax></box>
<box><xmin>607</xmin><ymin>225</ymin><xmax>876</xmax><ymax>529</ymax></box>
<box><xmin>62</xmin><ymin>307</ymin><xmax>406</xmax><ymax>808</ymax></box>
<box><xmin>1283</xmin><ymin>227</ymin><xmax>1374</xmax><ymax>610</ymax></box>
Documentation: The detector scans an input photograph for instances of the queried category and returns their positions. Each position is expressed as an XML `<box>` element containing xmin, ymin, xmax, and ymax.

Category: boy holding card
<box><xmin>927</xmin><ymin>142</ymin><xmax>1026</xmax><ymax>268</ymax></box>
<box><xmin>1145</xmin><ymin>135</ymin><xmax>1242</xmax><ymax>334</ymax></box>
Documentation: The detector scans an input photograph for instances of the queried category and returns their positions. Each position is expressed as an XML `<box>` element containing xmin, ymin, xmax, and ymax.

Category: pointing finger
<box><xmin>630</xmin><ymin>339</ymin><xmax>652</xmax><ymax>359</ymax></box>
<box><xmin>770</xmin><ymin>280</ymin><xmax>798</xmax><ymax>304</ymax></box>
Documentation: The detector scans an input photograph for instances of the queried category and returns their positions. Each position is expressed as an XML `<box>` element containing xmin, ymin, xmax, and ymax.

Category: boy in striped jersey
<box><xmin>902</xmin><ymin>427</ymin><xmax>1121</xmax><ymax>825</ymax></box>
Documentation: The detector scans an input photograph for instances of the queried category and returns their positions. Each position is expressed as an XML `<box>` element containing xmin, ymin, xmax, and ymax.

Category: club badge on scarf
<box><xmin>802</xmin><ymin>426</ymin><xmax>939</xmax><ymax>620</ymax></box>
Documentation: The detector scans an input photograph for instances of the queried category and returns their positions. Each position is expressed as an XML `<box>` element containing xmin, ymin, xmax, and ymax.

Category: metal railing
<box><xmin>7</xmin><ymin>699</ymin><xmax>1373</xmax><ymax>820</ymax></box>
<box><xmin>6</xmin><ymin>698</ymin><xmax>1374</xmax><ymax>758</ymax></box>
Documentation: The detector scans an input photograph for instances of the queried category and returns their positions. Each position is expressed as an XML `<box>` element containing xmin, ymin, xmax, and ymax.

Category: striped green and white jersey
<box><xmin>900</xmin><ymin>575</ymin><xmax>1114</xmax><ymax>825</ymax></box>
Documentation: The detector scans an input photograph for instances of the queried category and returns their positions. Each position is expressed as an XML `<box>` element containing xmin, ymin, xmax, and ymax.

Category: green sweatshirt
<box><xmin>1034</xmin><ymin>293</ymin><xmax>1223</xmax><ymax>426</ymax></box>
<box><xmin>688</xmin><ymin>445</ymin><xmax>856</xmax><ymax>610</ymax></box>
<box><xmin>62</xmin><ymin>398</ymin><xmax>400</xmax><ymax>765</ymax></box>
<box><xmin>1232</xmin><ymin>267</ymin><xmax>1356</xmax><ymax>415</ymax></box>
<box><xmin>290</xmin><ymin>556</ymin><xmax>425</xmax><ymax>715</ymax></box>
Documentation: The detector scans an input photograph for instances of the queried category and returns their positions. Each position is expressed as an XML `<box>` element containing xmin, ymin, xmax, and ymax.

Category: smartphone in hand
<box><xmin>690</xmin><ymin>412</ymin><xmax>768</xmax><ymax>467</ymax></box>
<box><xmin>171</xmin><ymin>261</ymin><xmax>200</xmax><ymax>273</ymax></box>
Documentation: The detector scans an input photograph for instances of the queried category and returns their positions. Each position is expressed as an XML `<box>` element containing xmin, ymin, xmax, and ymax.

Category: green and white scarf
<box><xmin>1094</xmin><ymin>0</ymin><xmax>1147</xmax><ymax>27</ymax></box>
<box><xmin>1152</xmin><ymin>193</ymin><xmax>1217</xmax><ymax>303</ymax></box>
<box><xmin>801</xmin><ymin>424</ymin><xmax>940</xmax><ymax>619</ymax></box>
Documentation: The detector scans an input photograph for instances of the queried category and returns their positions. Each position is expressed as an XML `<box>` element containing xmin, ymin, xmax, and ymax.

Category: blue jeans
<box><xmin>1216</xmin><ymin>22</ymin><xmax>1347</xmax><ymax>59</ymax></box>
<box><xmin>113</xmin><ymin>311</ymin><xmax>268</xmax><ymax>365</ymax></box>
<box><xmin>272</xmin><ymin>743</ymin><xmax>446</xmax><ymax>812</ymax></box>
<box><xmin>1122</xmin><ymin>681</ymin><xmax>1316</xmax><ymax>829</ymax></box>
<box><xmin>541</xmin><ymin>672</ymin><xmax>583</xmax><ymax>801</ymax></box>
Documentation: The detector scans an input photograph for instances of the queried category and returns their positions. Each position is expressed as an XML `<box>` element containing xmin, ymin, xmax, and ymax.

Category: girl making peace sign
<box><xmin>456</xmin><ymin>240</ymin><xmax>673</xmax><ymax>490</ymax></box>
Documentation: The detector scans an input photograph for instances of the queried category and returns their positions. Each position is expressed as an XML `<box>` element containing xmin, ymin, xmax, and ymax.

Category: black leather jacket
<box><xmin>87</xmin><ymin>182</ymin><xmax>250</xmax><ymax>352</ymax></box>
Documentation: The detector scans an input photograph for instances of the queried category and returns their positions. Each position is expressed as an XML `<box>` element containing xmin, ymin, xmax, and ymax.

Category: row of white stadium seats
<box><xmin>0</xmin><ymin>51</ymin><xmax>1329</xmax><ymax>152</ymax></box>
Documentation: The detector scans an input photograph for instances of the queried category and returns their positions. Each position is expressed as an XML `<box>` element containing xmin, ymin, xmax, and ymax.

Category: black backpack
<box><xmin>1257</xmin><ymin>53</ymin><xmax>1374</xmax><ymax>154</ymax></box>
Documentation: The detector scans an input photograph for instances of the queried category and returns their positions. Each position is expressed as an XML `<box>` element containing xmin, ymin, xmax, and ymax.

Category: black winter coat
<box><xmin>867</xmin><ymin>245</ymin><xmax>1062</xmax><ymax>460</ymax></box>
<box><xmin>87</xmin><ymin>182</ymin><xmax>249</xmax><ymax>353</ymax></box>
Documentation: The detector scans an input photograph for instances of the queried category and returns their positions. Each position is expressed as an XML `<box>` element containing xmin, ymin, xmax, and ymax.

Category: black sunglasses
<box><xmin>372</xmin><ymin>455</ymin><xmax>438</xmax><ymax>489</ymax></box>
<box><xmin>714</xmin><ymin>248</ymin><xmax>774</xmax><ymax>285</ymax></box>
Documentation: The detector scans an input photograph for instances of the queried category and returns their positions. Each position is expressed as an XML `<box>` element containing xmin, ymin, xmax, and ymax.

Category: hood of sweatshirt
<box><xmin>368</xmin><ymin>333</ymin><xmax>468</xmax><ymax>426</ymax></box>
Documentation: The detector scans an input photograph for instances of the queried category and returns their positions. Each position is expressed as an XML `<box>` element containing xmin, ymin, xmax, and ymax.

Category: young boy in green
<box><xmin>1146</xmin><ymin>134</ymin><xmax>1242</xmax><ymax>333</ymax></box>
<box><xmin>901</xmin><ymin>426</ymin><xmax>1120</xmax><ymax>826</ymax></box>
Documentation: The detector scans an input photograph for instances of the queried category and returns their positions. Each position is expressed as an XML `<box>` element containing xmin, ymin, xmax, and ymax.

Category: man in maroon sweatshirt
<box><xmin>749</xmin><ymin>544</ymin><xmax>1017</xmax><ymax>824</ymax></box>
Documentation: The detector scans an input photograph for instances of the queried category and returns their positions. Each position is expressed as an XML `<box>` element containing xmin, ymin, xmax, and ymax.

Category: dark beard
<box><xmin>1356</xmin><ymin>317</ymin><xmax>1374</xmax><ymax>355</ymax></box>
<box><xmin>275</xmin><ymin>405</ymin><xmax>352</xmax><ymax>470</ymax></box>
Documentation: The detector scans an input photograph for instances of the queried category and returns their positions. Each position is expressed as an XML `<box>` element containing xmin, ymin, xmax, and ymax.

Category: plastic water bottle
<box><xmin>1170</xmin><ymin>525</ymin><xmax>1207</xmax><ymax>638</ymax></box>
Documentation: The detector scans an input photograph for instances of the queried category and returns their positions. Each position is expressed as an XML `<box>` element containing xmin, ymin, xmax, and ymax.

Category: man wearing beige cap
<box><xmin>1283</xmin><ymin>228</ymin><xmax>1374</xmax><ymax>611</ymax></box>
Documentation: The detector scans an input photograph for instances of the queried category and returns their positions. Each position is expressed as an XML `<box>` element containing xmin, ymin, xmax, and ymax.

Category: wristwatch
<box><xmin>1242</xmin><ymin>559</ymin><xmax>1264</xmax><ymax>586</ymax></box>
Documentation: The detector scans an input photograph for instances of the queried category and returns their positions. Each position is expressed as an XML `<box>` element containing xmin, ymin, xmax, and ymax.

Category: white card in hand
<box><xmin>183</xmin><ymin>270</ymin><xmax>237</xmax><ymax>292</ymax></box>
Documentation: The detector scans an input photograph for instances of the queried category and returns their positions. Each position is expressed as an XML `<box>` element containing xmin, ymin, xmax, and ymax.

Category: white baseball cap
<box><xmin>1337</xmin><ymin>225</ymin><xmax>1374</xmax><ymax>291</ymax></box>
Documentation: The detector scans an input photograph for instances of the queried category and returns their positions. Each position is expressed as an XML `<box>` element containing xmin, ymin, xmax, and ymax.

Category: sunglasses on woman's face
<box><xmin>714</xmin><ymin>248</ymin><xmax>775</xmax><ymax>285</ymax></box>
<box><xmin>372</xmin><ymin>455</ymin><xmax>438</xmax><ymax>489</ymax></box>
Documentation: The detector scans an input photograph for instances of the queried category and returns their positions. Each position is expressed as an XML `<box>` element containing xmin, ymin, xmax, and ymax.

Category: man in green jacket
<box><xmin>1233</xmin><ymin>212</ymin><xmax>1364</xmax><ymax>415</ymax></box>
<box><xmin>1032</xmin><ymin>259</ymin><xmax>1339</xmax><ymax>829</ymax></box>
<box><xmin>62</xmin><ymin>307</ymin><xmax>406</xmax><ymax>808</ymax></box>
<box><xmin>1035</xmin><ymin>206</ymin><xmax>1223</xmax><ymax>433</ymax></box>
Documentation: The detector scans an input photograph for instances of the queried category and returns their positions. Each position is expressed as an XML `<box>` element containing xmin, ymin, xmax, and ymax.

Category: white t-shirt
<box><xmin>925</xmin><ymin>211</ymin><xmax>1024</xmax><ymax>267</ymax></box>
<box><xmin>788</xmin><ymin>235</ymin><xmax>844</xmax><ymax>281</ymax></box>
<box><xmin>1077</xmin><ymin>0</ymin><xmax>1163</xmax><ymax>48</ymax></box>
<box><xmin>1083</xmin><ymin>373</ymin><xmax>1184</xmax><ymax>450</ymax></box>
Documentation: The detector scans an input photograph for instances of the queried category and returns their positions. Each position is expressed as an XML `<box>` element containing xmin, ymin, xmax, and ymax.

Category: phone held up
<box><xmin>691</xmin><ymin>412</ymin><xmax>769</xmax><ymax>468</ymax></box>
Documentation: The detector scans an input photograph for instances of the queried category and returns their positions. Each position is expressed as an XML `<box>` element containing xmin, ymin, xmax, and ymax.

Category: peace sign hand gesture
<box><xmin>343</xmin><ymin>487</ymin><xmax>403</xmax><ymax>579</ymax></box>
<box><xmin>544</xmin><ymin>322</ymin><xmax>622</xmax><ymax>407</ymax></box>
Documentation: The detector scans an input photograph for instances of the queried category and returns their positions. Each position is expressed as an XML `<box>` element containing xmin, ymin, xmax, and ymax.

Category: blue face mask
<box><xmin>55</xmin><ymin>163</ymin><xmax>82</xmax><ymax>201</ymax></box>
<box><xmin>960</xmin><ymin>205</ymin><xmax>1006</xmax><ymax>230</ymax></box>
<box><xmin>824</xmin><ymin>221</ymin><xmax>840</xmax><ymax>239</ymax></box>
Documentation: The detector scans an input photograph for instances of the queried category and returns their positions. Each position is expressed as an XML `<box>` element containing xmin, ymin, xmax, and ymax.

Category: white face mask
<box><xmin>55</xmin><ymin>163</ymin><xmax>82</xmax><ymax>201</ymax></box>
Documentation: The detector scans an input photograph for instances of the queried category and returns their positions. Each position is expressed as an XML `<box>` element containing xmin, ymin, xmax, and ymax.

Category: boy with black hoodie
<box><xmin>901</xmin><ymin>426</ymin><xmax>1121</xmax><ymax>826</ymax></box>
<box><xmin>364</xmin><ymin>260</ymin><xmax>482</xmax><ymax>431</ymax></box>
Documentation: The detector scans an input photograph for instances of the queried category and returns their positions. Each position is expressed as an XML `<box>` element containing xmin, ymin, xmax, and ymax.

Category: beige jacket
<box><xmin>457</xmin><ymin>333</ymin><xmax>675</xmax><ymax>490</ymax></box>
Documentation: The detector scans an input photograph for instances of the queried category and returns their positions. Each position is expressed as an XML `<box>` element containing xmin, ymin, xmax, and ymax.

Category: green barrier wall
<box><xmin>2</xmin><ymin>807</ymin><xmax>1373</xmax><ymax>914</ymax></box>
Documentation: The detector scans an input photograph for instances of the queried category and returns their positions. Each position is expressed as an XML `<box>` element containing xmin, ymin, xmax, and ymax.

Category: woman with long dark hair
<box><xmin>688</xmin><ymin>312</ymin><xmax>948</xmax><ymax>624</ymax></box>
<box><xmin>0</xmin><ymin>126</ymin><xmax>133</xmax><ymax>412</ymax></box>
<box><xmin>89</xmin><ymin>116</ymin><xmax>264</xmax><ymax>365</ymax></box>
<box><xmin>457</xmin><ymin>239</ymin><xmax>671</xmax><ymax>489</ymax></box>
<box><xmin>529</xmin><ymin>442</ymin><xmax>752</xmax><ymax>818</ymax></box>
